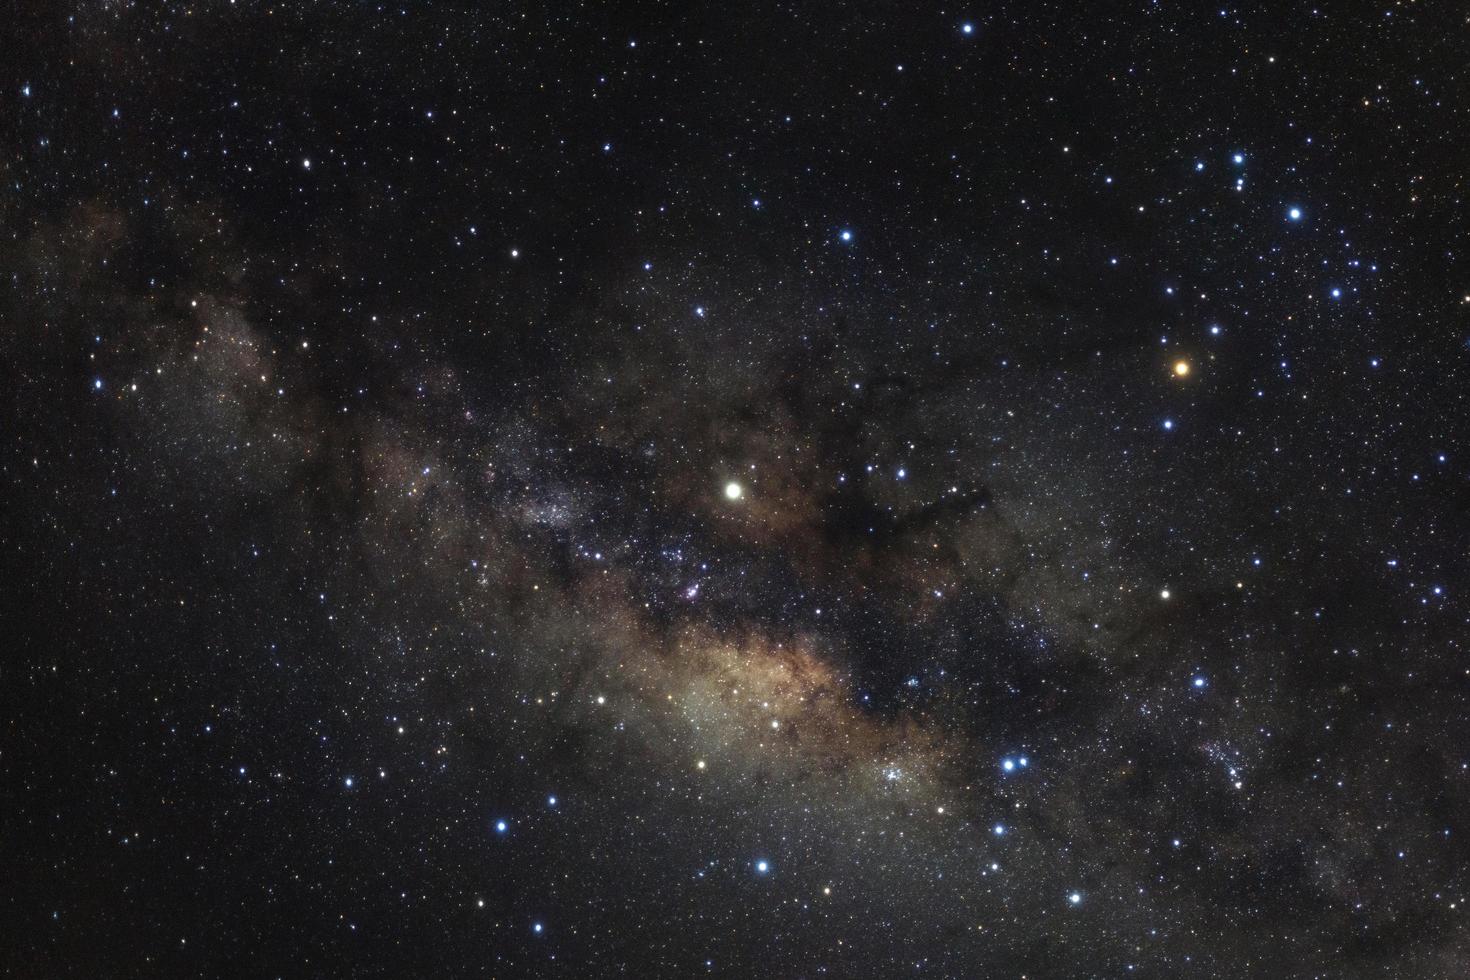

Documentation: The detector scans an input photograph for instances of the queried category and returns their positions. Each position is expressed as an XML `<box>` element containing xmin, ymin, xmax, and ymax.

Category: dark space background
<box><xmin>4</xmin><ymin>2</ymin><xmax>1470</xmax><ymax>976</ymax></box>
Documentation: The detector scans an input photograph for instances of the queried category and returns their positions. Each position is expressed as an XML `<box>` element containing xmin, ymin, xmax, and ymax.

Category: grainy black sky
<box><xmin>5</xmin><ymin>2</ymin><xmax>1470</xmax><ymax>976</ymax></box>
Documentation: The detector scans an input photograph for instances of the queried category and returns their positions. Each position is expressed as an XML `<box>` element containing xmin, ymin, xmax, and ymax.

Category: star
<box><xmin>1287</xmin><ymin>206</ymin><xmax>1303</xmax><ymax>222</ymax></box>
<box><xmin>724</xmin><ymin>481</ymin><xmax>743</xmax><ymax>501</ymax></box>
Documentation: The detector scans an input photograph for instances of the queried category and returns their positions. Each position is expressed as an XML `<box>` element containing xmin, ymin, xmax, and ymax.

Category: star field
<box><xmin>5</xmin><ymin>2</ymin><xmax>1470</xmax><ymax>977</ymax></box>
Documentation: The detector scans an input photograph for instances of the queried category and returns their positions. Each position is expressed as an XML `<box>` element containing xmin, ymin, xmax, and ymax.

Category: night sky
<box><xmin>5</xmin><ymin>3</ymin><xmax>1470</xmax><ymax>976</ymax></box>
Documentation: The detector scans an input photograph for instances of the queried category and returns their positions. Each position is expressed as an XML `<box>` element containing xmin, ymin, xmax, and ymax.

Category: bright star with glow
<box><xmin>724</xmin><ymin>481</ymin><xmax>743</xmax><ymax>501</ymax></box>
<box><xmin>1173</xmin><ymin>359</ymin><xmax>1190</xmax><ymax>377</ymax></box>
<box><xmin>1068</xmin><ymin>892</ymin><xmax>1082</xmax><ymax>905</ymax></box>
<box><xmin>839</xmin><ymin>229</ymin><xmax>853</xmax><ymax>242</ymax></box>
<box><xmin>1287</xmin><ymin>207</ymin><xmax>1302</xmax><ymax>221</ymax></box>
<box><xmin>496</xmin><ymin>820</ymin><xmax>508</xmax><ymax>833</ymax></box>
<box><xmin>756</xmin><ymin>860</ymin><xmax>769</xmax><ymax>874</ymax></box>
<box><xmin>961</xmin><ymin>22</ymin><xmax>974</xmax><ymax>34</ymax></box>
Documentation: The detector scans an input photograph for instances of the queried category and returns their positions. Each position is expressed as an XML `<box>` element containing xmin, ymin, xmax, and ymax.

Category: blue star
<box><xmin>756</xmin><ymin>860</ymin><xmax>770</xmax><ymax>874</ymax></box>
<box><xmin>1287</xmin><ymin>206</ymin><xmax>1303</xmax><ymax>222</ymax></box>
<box><xmin>495</xmin><ymin>820</ymin><xmax>508</xmax><ymax>833</ymax></box>
<box><xmin>1162</xmin><ymin>419</ymin><xmax>1174</xmax><ymax>431</ymax></box>
<box><xmin>961</xmin><ymin>22</ymin><xmax>975</xmax><ymax>35</ymax></box>
<box><xmin>839</xmin><ymin>229</ymin><xmax>853</xmax><ymax>243</ymax></box>
<box><xmin>1232</xmin><ymin>153</ymin><xmax>1244</xmax><ymax>165</ymax></box>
